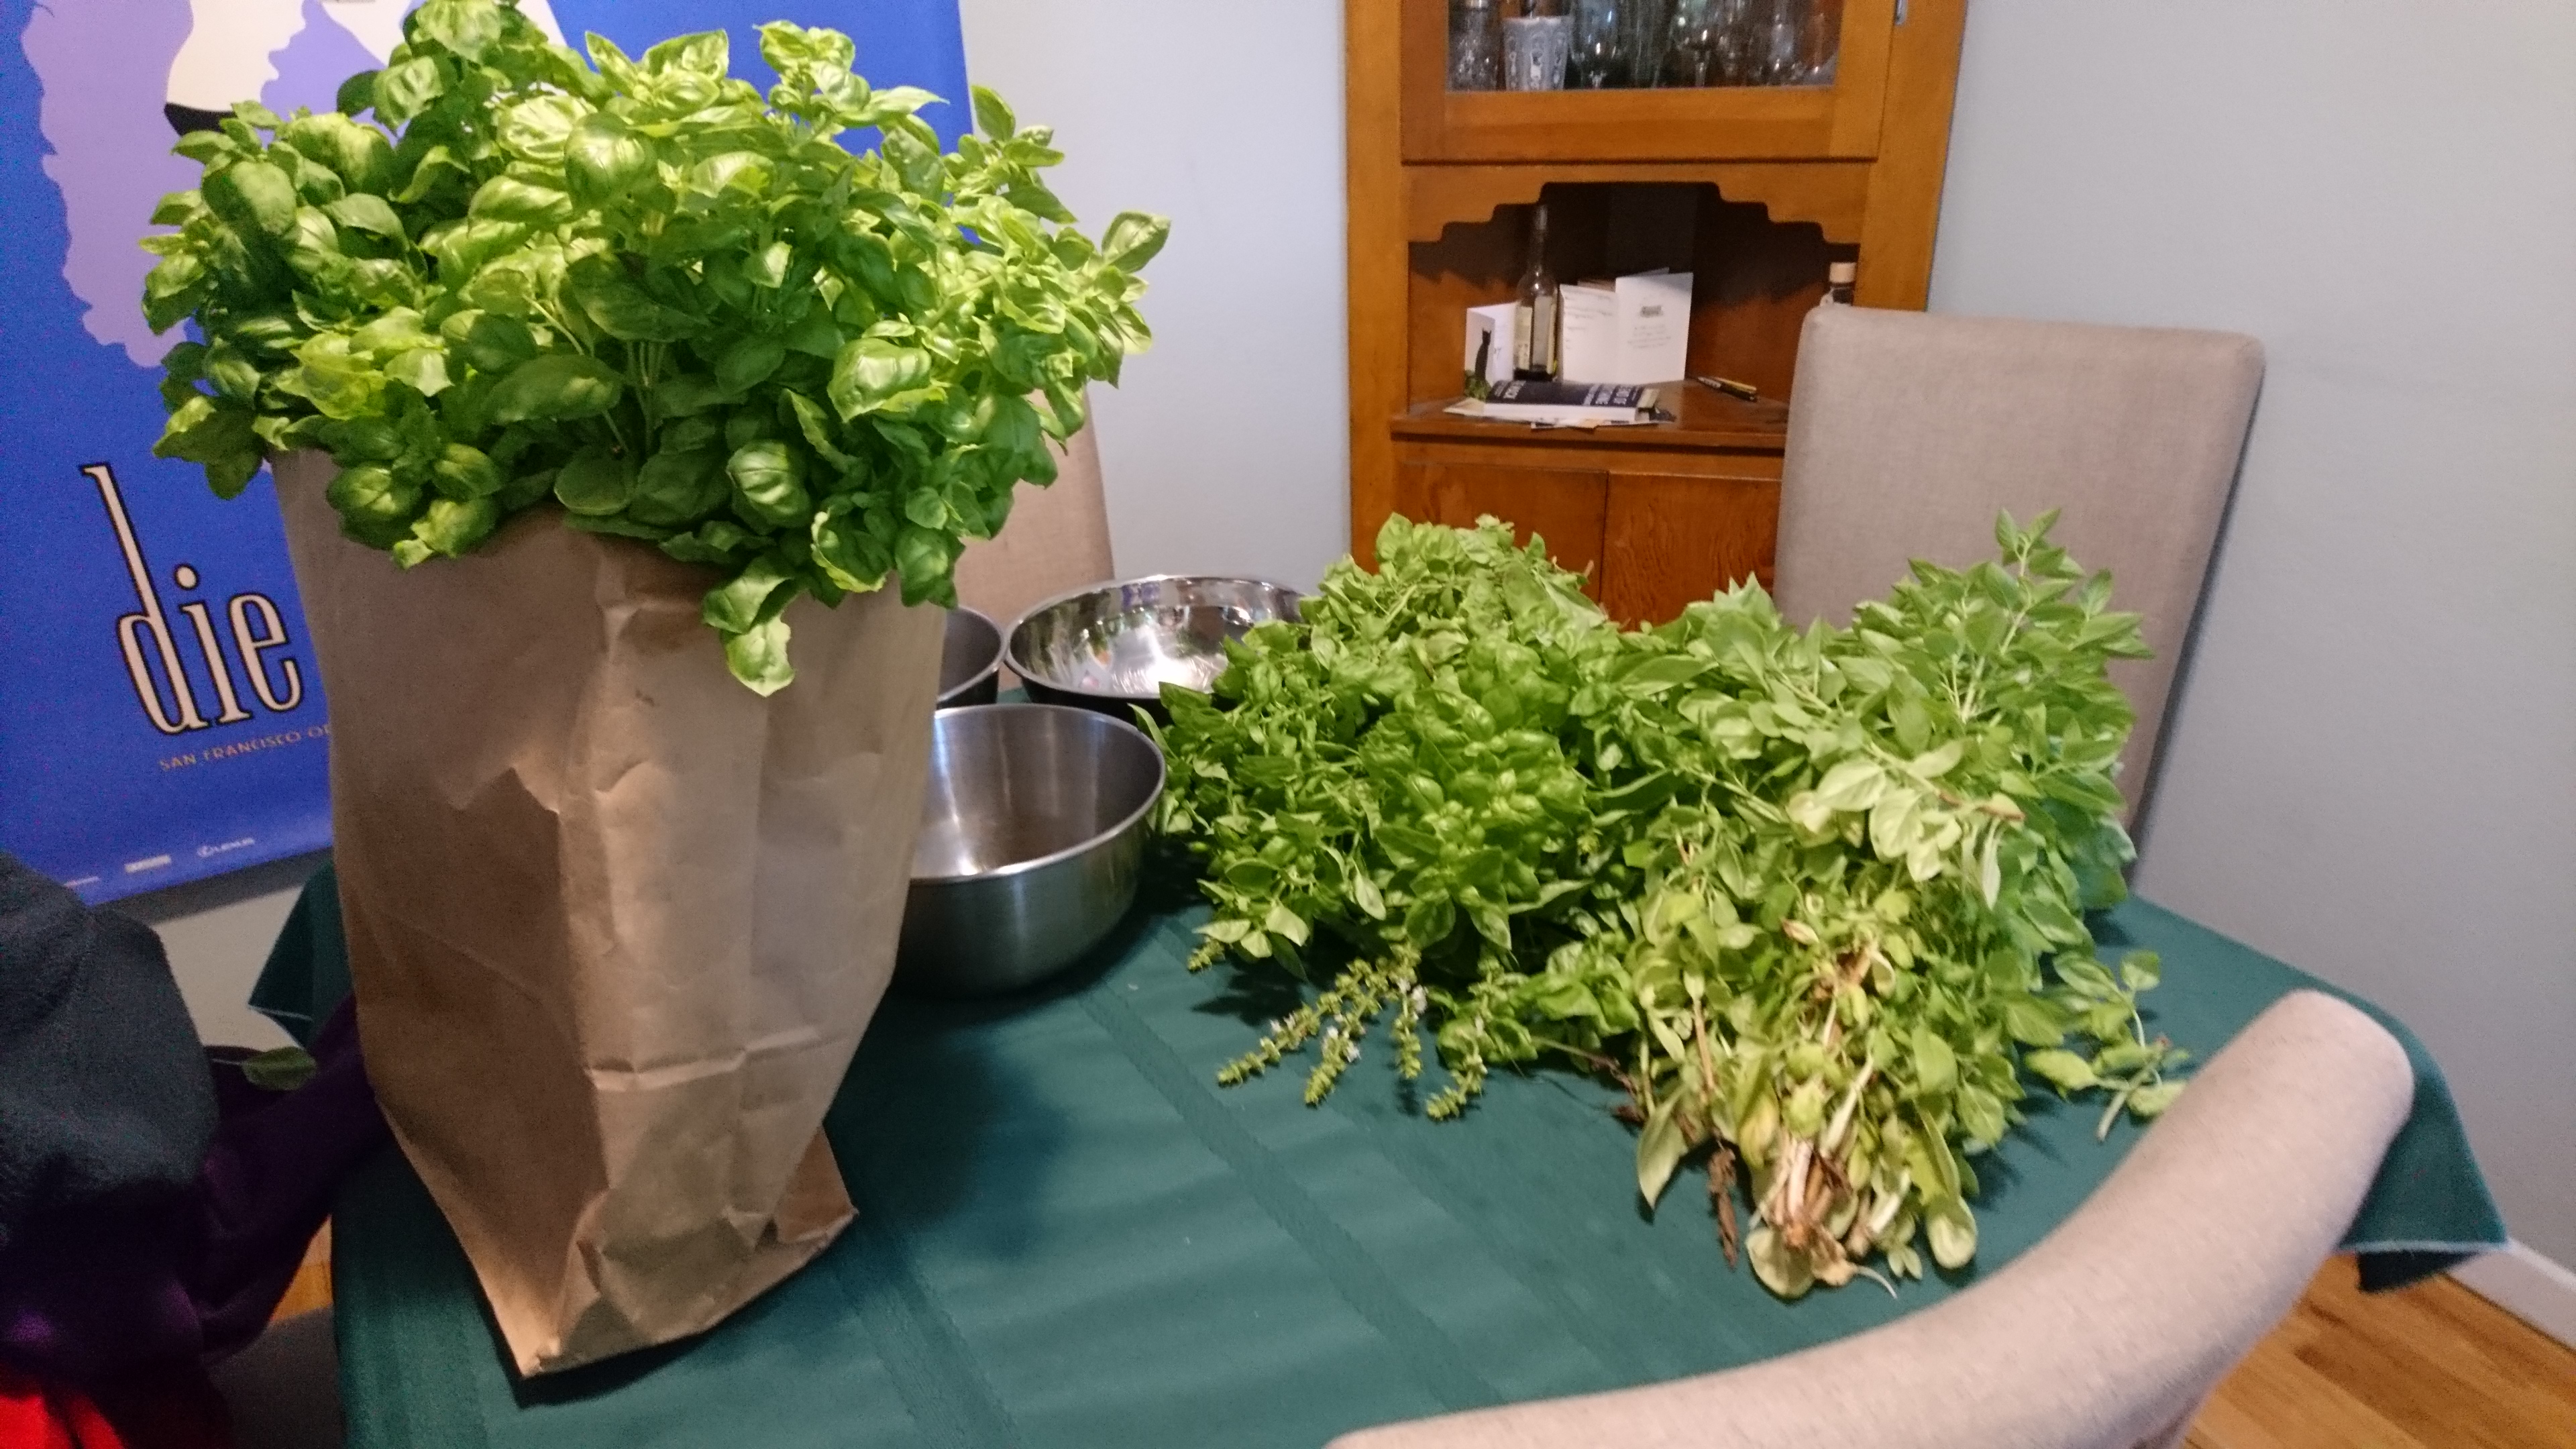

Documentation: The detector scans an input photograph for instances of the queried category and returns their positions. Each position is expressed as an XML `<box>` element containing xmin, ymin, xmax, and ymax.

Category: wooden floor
<box><xmin>264</xmin><ymin>1240</ymin><xmax>2572</xmax><ymax>1443</ymax></box>
<box><xmin>270</xmin><ymin>1220</ymin><xmax>334</xmax><ymax>1322</ymax></box>
<box><xmin>2189</xmin><ymin>1257</ymin><xmax>2576</xmax><ymax>1448</ymax></box>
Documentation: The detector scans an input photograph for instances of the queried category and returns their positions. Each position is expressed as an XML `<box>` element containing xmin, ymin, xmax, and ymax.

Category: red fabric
<box><xmin>0</xmin><ymin>1366</ymin><xmax>123</xmax><ymax>1449</ymax></box>
<box><xmin>0</xmin><ymin>1367</ymin><xmax>231</xmax><ymax>1449</ymax></box>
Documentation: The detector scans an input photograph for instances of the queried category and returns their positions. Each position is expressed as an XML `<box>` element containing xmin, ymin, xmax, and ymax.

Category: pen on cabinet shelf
<box><xmin>1693</xmin><ymin>375</ymin><xmax>1760</xmax><ymax>402</ymax></box>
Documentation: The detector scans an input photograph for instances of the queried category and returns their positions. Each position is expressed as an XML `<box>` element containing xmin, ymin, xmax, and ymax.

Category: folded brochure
<box><xmin>1446</xmin><ymin>380</ymin><xmax>1661</xmax><ymax>427</ymax></box>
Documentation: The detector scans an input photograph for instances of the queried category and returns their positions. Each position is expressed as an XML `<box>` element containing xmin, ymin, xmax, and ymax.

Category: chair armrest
<box><xmin>1330</xmin><ymin>989</ymin><xmax>2413</xmax><ymax>1449</ymax></box>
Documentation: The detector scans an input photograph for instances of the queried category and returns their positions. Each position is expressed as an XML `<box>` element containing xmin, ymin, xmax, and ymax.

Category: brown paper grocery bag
<box><xmin>272</xmin><ymin>451</ymin><xmax>943</xmax><ymax>1375</ymax></box>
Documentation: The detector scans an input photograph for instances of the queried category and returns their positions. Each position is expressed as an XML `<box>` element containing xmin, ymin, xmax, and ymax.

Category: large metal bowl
<box><xmin>896</xmin><ymin>704</ymin><xmax>1166</xmax><ymax>996</ymax></box>
<box><xmin>1005</xmin><ymin>576</ymin><xmax>1303</xmax><ymax>720</ymax></box>
<box><xmin>937</xmin><ymin>606</ymin><xmax>1002</xmax><ymax>708</ymax></box>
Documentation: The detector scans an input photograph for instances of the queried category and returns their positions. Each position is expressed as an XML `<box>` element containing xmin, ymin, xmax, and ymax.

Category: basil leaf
<box><xmin>324</xmin><ymin>463</ymin><xmax>422</xmax><ymax>544</ymax></box>
<box><xmin>970</xmin><ymin>85</ymin><xmax>1016</xmax><ymax>138</ymax></box>
<box><xmin>725</xmin><ymin>440</ymin><xmax>809</xmax><ymax>529</ymax></box>
<box><xmin>239</xmin><ymin>1046</ymin><xmax>317</xmax><ymax>1093</ymax></box>
<box><xmin>488</xmin><ymin>355</ymin><xmax>621</xmax><ymax>423</ymax></box>
<box><xmin>716</xmin><ymin>334</ymin><xmax>788</xmax><ymax>394</ymax></box>
<box><xmin>204</xmin><ymin>160</ymin><xmax>298</xmax><ymax>237</ymax></box>
<box><xmin>1102</xmin><ymin>211</ymin><xmax>1170</xmax><ymax>272</ymax></box>
<box><xmin>551</xmin><ymin>450</ymin><xmax>631</xmax><ymax>515</ymax></box>
<box><xmin>826</xmin><ymin>337</ymin><xmax>927</xmax><ymax>419</ymax></box>
<box><xmin>431</xmin><ymin>442</ymin><xmax>503</xmax><ymax>499</ymax></box>
<box><xmin>565</xmin><ymin>113</ymin><xmax>653</xmax><ymax>202</ymax></box>
<box><xmin>631</xmin><ymin>446</ymin><xmax>727</xmax><ymax>527</ymax></box>
<box><xmin>722</xmin><ymin>616</ymin><xmax>794</xmax><ymax>696</ymax></box>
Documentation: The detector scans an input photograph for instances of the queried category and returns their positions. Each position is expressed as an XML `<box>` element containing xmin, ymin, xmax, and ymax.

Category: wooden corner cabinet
<box><xmin>1346</xmin><ymin>0</ymin><xmax>1968</xmax><ymax>621</ymax></box>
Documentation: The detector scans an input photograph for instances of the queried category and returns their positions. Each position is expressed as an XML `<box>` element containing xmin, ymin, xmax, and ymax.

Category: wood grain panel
<box><xmin>1601</xmin><ymin>470</ymin><xmax>1782</xmax><ymax>623</ymax></box>
<box><xmin>1405</xmin><ymin>460</ymin><xmax>1609</xmax><ymax>594</ymax></box>
<box><xmin>1851</xmin><ymin>0</ymin><xmax>1968</xmax><ymax>309</ymax></box>
<box><xmin>1684</xmin><ymin>189</ymin><xmax>1834</xmax><ymax>399</ymax></box>
<box><xmin>2188</xmin><ymin>1260</ymin><xmax>2576</xmax><ymax>1449</ymax></box>
<box><xmin>1405</xmin><ymin>163</ymin><xmax>1870</xmax><ymax>246</ymax></box>
<box><xmin>1347</xmin><ymin>0</ymin><xmax>1408</xmax><ymax>568</ymax></box>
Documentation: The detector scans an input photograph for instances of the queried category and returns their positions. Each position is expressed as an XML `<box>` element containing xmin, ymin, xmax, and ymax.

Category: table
<box><xmin>252</xmin><ymin>868</ymin><xmax>2502</xmax><ymax>1449</ymax></box>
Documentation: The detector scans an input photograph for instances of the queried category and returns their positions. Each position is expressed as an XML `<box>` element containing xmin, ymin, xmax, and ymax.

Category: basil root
<box><xmin>144</xmin><ymin>0</ymin><xmax>1162</xmax><ymax>692</ymax></box>
<box><xmin>1153</xmin><ymin>513</ymin><xmax>2191</xmax><ymax>1297</ymax></box>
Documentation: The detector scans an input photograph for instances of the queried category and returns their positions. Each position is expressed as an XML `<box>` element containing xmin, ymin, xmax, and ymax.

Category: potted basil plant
<box><xmin>140</xmin><ymin>0</ymin><xmax>1165</xmax><ymax>1375</ymax></box>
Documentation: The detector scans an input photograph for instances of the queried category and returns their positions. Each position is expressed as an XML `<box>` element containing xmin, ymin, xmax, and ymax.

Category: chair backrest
<box><xmin>953</xmin><ymin>410</ymin><xmax>1116</xmax><ymax>631</ymax></box>
<box><xmin>1773</xmin><ymin>307</ymin><xmax>2262</xmax><ymax>821</ymax></box>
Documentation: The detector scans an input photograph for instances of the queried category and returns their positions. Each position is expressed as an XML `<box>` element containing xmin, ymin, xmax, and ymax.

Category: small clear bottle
<box><xmin>1819</xmin><ymin>260</ymin><xmax>1856</xmax><ymax>307</ymax></box>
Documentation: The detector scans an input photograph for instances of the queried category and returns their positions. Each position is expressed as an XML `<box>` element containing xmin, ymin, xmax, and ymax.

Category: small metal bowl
<box><xmin>897</xmin><ymin>704</ymin><xmax>1166</xmax><ymax>996</ymax></box>
<box><xmin>1005</xmin><ymin>576</ymin><xmax>1304</xmax><ymax>720</ymax></box>
<box><xmin>937</xmin><ymin>606</ymin><xmax>1003</xmax><ymax>708</ymax></box>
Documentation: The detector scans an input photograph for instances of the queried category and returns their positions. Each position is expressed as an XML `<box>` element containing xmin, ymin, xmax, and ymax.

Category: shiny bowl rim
<box><xmin>936</xmin><ymin>605</ymin><xmax>1005</xmax><ymax>708</ymax></box>
<box><xmin>1000</xmin><ymin>573</ymin><xmax>1307</xmax><ymax>703</ymax></box>
<box><xmin>910</xmin><ymin>702</ymin><xmax>1167</xmax><ymax>886</ymax></box>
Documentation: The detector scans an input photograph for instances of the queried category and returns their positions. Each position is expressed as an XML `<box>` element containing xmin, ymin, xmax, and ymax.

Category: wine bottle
<box><xmin>1513</xmin><ymin>204</ymin><xmax>1560</xmax><ymax>380</ymax></box>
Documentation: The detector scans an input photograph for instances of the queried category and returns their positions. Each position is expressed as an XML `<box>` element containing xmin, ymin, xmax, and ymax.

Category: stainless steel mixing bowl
<box><xmin>1004</xmin><ymin>576</ymin><xmax>1305</xmax><ymax>720</ymax></box>
<box><xmin>896</xmin><ymin>704</ymin><xmax>1167</xmax><ymax>996</ymax></box>
<box><xmin>937</xmin><ymin>606</ymin><xmax>1002</xmax><ymax>708</ymax></box>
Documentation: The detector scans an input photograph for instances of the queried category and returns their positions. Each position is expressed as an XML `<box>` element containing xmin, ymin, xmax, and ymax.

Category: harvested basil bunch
<box><xmin>144</xmin><ymin>0</ymin><xmax>1163</xmax><ymax>692</ymax></box>
<box><xmin>1152</xmin><ymin>513</ymin><xmax>2189</xmax><ymax>1297</ymax></box>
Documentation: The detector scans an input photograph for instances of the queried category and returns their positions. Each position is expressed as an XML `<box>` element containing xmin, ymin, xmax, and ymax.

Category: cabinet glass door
<box><xmin>1405</xmin><ymin>0</ymin><xmax>1898</xmax><ymax>162</ymax></box>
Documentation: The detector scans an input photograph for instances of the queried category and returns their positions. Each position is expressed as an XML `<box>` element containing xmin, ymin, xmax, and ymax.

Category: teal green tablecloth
<box><xmin>252</xmin><ymin>866</ymin><xmax>2501</xmax><ymax>1449</ymax></box>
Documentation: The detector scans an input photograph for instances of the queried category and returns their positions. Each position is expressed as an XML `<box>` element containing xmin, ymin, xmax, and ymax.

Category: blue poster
<box><xmin>0</xmin><ymin>0</ymin><xmax>967</xmax><ymax>903</ymax></box>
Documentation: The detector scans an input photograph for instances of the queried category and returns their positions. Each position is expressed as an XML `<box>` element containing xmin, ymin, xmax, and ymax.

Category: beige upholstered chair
<box><xmin>1770</xmin><ymin>308</ymin><xmax>2264</xmax><ymax>820</ymax></box>
<box><xmin>1331</xmin><ymin>990</ymin><xmax>2414</xmax><ymax>1449</ymax></box>
<box><xmin>953</xmin><ymin>415</ymin><xmax>1116</xmax><ymax>631</ymax></box>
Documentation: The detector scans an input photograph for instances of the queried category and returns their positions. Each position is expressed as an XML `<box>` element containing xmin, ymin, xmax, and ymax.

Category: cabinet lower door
<box><xmin>1397</xmin><ymin>460</ymin><xmax>1609</xmax><ymax>596</ymax></box>
<box><xmin>1602</xmin><ymin>470</ymin><xmax>1782</xmax><ymax>625</ymax></box>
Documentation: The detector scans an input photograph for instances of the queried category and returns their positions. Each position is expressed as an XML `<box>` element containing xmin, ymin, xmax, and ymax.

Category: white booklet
<box><xmin>1559</xmin><ymin>270</ymin><xmax>1693</xmax><ymax>386</ymax></box>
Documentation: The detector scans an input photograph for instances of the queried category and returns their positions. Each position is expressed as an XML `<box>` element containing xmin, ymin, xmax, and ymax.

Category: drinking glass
<box><xmin>1756</xmin><ymin>0</ymin><xmax>1802</xmax><ymax>84</ymax></box>
<box><xmin>1625</xmin><ymin>0</ymin><xmax>1672</xmax><ymax>90</ymax></box>
<box><xmin>1502</xmin><ymin>14</ymin><xmax>1573</xmax><ymax>91</ymax></box>
<box><xmin>1661</xmin><ymin>0</ymin><xmax>1751</xmax><ymax>87</ymax></box>
<box><xmin>1449</xmin><ymin>0</ymin><xmax>1503</xmax><ymax>90</ymax></box>
<box><xmin>1568</xmin><ymin>0</ymin><xmax>1631</xmax><ymax>89</ymax></box>
<box><xmin>1790</xmin><ymin>0</ymin><xmax>1839</xmax><ymax>83</ymax></box>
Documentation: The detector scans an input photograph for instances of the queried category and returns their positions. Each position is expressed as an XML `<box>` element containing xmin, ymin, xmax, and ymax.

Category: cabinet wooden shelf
<box><xmin>1346</xmin><ymin>0</ymin><xmax>1969</xmax><ymax>617</ymax></box>
<box><xmin>1394</xmin><ymin>386</ymin><xmax>1790</xmax><ymax>455</ymax></box>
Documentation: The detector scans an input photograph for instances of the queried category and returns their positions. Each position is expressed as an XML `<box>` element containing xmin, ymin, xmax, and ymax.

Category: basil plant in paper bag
<box><xmin>140</xmin><ymin>0</ymin><xmax>1163</xmax><ymax>1374</ymax></box>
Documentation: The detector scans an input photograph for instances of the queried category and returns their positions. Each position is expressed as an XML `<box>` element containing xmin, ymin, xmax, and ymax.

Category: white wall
<box><xmin>116</xmin><ymin>852</ymin><xmax>315</xmax><ymax>1050</ymax></box>
<box><xmin>1928</xmin><ymin>0</ymin><xmax>2576</xmax><ymax>1288</ymax></box>
<box><xmin>956</xmin><ymin>0</ymin><xmax>1350</xmax><ymax>591</ymax></box>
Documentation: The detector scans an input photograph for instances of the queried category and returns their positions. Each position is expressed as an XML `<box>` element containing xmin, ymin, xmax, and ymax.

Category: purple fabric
<box><xmin>0</xmin><ymin>856</ymin><xmax>386</xmax><ymax>1384</ymax></box>
<box><xmin>191</xmin><ymin>998</ymin><xmax>386</xmax><ymax>1358</ymax></box>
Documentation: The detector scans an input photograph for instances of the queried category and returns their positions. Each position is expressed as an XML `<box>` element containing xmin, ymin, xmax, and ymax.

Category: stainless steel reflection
<box><xmin>897</xmin><ymin>704</ymin><xmax>1167</xmax><ymax>996</ymax></box>
<box><xmin>1005</xmin><ymin>576</ymin><xmax>1303</xmax><ymax>718</ymax></box>
<box><xmin>936</xmin><ymin>606</ymin><xmax>1002</xmax><ymax>708</ymax></box>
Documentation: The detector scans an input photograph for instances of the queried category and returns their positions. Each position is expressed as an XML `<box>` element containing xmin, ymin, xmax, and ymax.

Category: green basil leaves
<box><xmin>146</xmin><ymin>0</ymin><xmax>1162</xmax><ymax>692</ymax></box>
<box><xmin>1156</xmin><ymin>512</ymin><xmax>2188</xmax><ymax>1299</ymax></box>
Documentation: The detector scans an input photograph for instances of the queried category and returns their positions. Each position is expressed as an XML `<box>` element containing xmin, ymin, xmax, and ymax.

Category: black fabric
<box><xmin>0</xmin><ymin>853</ymin><xmax>214</xmax><ymax>1260</ymax></box>
<box><xmin>162</xmin><ymin>103</ymin><xmax>227</xmax><ymax>137</ymax></box>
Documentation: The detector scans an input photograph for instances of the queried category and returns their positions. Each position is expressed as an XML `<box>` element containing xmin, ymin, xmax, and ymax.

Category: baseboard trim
<box><xmin>2451</xmin><ymin>1240</ymin><xmax>2576</xmax><ymax>1350</ymax></box>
